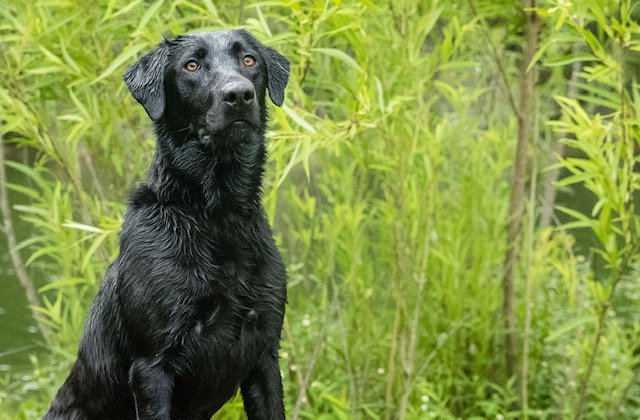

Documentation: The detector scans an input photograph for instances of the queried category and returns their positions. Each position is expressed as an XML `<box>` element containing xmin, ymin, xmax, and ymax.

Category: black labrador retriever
<box><xmin>44</xmin><ymin>29</ymin><xmax>289</xmax><ymax>420</ymax></box>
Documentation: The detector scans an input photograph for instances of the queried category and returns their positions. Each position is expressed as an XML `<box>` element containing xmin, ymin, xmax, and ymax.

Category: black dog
<box><xmin>44</xmin><ymin>29</ymin><xmax>289</xmax><ymax>419</ymax></box>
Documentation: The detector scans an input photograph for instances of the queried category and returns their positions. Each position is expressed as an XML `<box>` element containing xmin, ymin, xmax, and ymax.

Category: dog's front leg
<box><xmin>129</xmin><ymin>357</ymin><xmax>173</xmax><ymax>420</ymax></box>
<box><xmin>241</xmin><ymin>349</ymin><xmax>285</xmax><ymax>420</ymax></box>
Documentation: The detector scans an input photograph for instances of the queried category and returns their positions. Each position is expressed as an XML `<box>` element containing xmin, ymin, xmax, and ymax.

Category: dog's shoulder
<box><xmin>116</xmin><ymin>183</ymin><xmax>205</xmax><ymax>270</ymax></box>
<box><xmin>123</xmin><ymin>182</ymin><xmax>199</xmax><ymax>230</ymax></box>
<box><xmin>128</xmin><ymin>182</ymin><xmax>158</xmax><ymax>208</ymax></box>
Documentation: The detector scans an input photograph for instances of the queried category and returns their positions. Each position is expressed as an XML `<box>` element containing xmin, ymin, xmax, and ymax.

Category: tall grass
<box><xmin>0</xmin><ymin>0</ymin><xmax>639</xmax><ymax>418</ymax></box>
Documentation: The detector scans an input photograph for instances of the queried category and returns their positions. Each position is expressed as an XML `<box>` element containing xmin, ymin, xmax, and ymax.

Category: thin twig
<box><xmin>406</xmin><ymin>323</ymin><xmax>462</xmax><ymax>394</ymax></box>
<box><xmin>398</xmin><ymin>185</ymin><xmax>434</xmax><ymax>420</ymax></box>
<box><xmin>385</xmin><ymin>220</ymin><xmax>408</xmax><ymax>419</ymax></box>
<box><xmin>291</xmin><ymin>295</ymin><xmax>334</xmax><ymax>420</ymax></box>
<box><xmin>0</xmin><ymin>345</ymin><xmax>36</xmax><ymax>358</ymax></box>
<box><xmin>612</xmin><ymin>363</ymin><xmax>640</xmax><ymax>417</ymax></box>
<box><xmin>330</xmin><ymin>277</ymin><xmax>358</xmax><ymax>417</ymax></box>
<box><xmin>467</xmin><ymin>0</ymin><xmax>522</xmax><ymax>120</ymax></box>
<box><xmin>291</xmin><ymin>330</ymin><xmax>326</xmax><ymax>420</ymax></box>
<box><xmin>384</xmin><ymin>288</ymin><xmax>401</xmax><ymax>420</ymax></box>
<box><xmin>522</xmin><ymin>91</ymin><xmax>540</xmax><ymax>418</ymax></box>
<box><xmin>574</xmin><ymin>275</ymin><xmax>619</xmax><ymax>418</ymax></box>
<box><xmin>574</xmin><ymin>240</ymin><xmax>639</xmax><ymax>419</ymax></box>
<box><xmin>78</xmin><ymin>141</ymin><xmax>107</xmax><ymax>202</ymax></box>
<box><xmin>237</xmin><ymin>0</ymin><xmax>246</xmax><ymax>25</ymax></box>
<box><xmin>282</xmin><ymin>314</ymin><xmax>306</xmax><ymax>389</ymax></box>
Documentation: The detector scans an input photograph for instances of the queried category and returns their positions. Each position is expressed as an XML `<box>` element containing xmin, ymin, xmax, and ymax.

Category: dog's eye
<box><xmin>243</xmin><ymin>55</ymin><xmax>255</xmax><ymax>67</ymax></box>
<box><xmin>185</xmin><ymin>60</ymin><xmax>199</xmax><ymax>72</ymax></box>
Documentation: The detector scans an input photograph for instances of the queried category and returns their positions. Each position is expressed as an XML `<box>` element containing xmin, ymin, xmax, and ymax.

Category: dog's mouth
<box><xmin>229</xmin><ymin>119</ymin><xmax>251</xmax><ymax>127</ymax></box>
<box><xmin>198</xmin><ymin>119</ymin><xmax>257</xmax><ymax>145</ymax></box>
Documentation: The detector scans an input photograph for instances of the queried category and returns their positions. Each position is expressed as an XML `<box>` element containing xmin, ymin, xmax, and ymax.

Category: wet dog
<box><xmin>45</xmin><ymin>29</ymin><xmax>289</xmax><ymax>419</ymax></box>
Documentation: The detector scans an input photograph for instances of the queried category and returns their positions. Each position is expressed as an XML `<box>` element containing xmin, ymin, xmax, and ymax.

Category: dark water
<box><xmin>555</xmin><ymin>166</ymin><xmax>640</xmax><ymax>278</ymax></box>
<box><xmin>0</xmin><ymin>166</ymin><xmax>43</xmax><ymax>374</ymax></box>
<box><xmin>554</xmin><ymin>171</ymin><xmax>600</xmax><ymax>255</ymax></box>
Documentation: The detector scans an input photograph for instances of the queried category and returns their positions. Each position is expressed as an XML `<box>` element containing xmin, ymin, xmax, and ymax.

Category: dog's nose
<box><xmin>221</xmin><ymin>81</ymin><xmax>255</xmax><ymax>108</ymax></box>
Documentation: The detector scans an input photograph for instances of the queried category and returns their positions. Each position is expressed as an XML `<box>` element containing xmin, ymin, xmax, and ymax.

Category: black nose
<box><xmin>221</xmin><ymin>81</ymin><xmax>255</xmax><ymax>108</ymax></box>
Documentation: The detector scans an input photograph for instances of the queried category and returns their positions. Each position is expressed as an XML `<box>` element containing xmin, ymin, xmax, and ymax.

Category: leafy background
<box><xmin>0</xmin><ymin>0</ymin><xmax>639</xmax><ymax>418</ymax></box>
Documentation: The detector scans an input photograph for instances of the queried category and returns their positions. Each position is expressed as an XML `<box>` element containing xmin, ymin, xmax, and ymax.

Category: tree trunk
<box><xmin>502</xmin><ymin>0</ymin><xmax>540</xmax><ymax>385</ymax></box>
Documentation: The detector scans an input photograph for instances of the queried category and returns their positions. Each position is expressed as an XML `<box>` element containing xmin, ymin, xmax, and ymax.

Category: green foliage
<box><xmin>0</xmin><ymin>0</ymin><xmax>639</xmax><ymax>419</ymax></box>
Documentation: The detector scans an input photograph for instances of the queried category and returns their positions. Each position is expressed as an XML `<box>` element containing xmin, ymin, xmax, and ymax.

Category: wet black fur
<box><xmin>44</xmin><ymin>30</ymin><xmax>290</xmax><ymax>419</ymax></box>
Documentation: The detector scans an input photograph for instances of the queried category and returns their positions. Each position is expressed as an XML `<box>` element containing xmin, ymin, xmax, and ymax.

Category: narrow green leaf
<box><xmin>575</xmin><ymin>94</ymin><xmax>619</xmax><ymax>110</ymax></box>
<box><xmin>255</xmin><ymin>6</ymin><xmax>272</xmax><ymax>38</ymax></box>
<box><xmin>137</xmin><ymin>0</ymin><xmax>165</xmax><ymax>31</ymax></box>
<box><xmin>311</xmin><ymin>48</ymin><xmax>362</xmax><ymax>72</ymax></box>
<box><xmin>527</xmin><ymin>39</ymin><xmax>551</xmax><ymax>72</ymax></box>
<box><xmin>582</xmin><ymin>29</ymin><xmax>606</xmax><ymax>59</ymax></box>
<box><xmin>103</xmin><ymin>0</ymin><xmax>143</xmax><ymax>21</ymax></box>
<box><xmin>25</xmin><ymin>66</ymin><xmax>65</xmax><ymax>75</ymax></box>
<box><xmin>12</xmin><ymin>205</ymin><xmax>49</xmax><ymax>217</ymax></box>
<box><xmin>5</xmin><ymin>183</ymin><xmax>41</xmax><ymax>200</ymax></box>
<box><xmin>92</xmin><ymin>43</ymin><xmax>147</xmax><ymax>84</ymax></box>
<box><xmin>39</xmin><ymin>278</ymin><xmax>88</xmax><ymax>292</ymax></box>
<box><xmin>375</xmin><ymin>76</ymin><xmax>384</xmax><ymax>113</ymax></box>
<box><xmin>545</xmin><ymin>316</ymin><xmax>595</xmax><ymax>342</ymax></box>
<box><xmin>562</xmin><ymin>220</ymin><xmax>596</xmax><ymax>230</ymax></box>
<box><xmin>201</xmin><ymin>0</ymin><xmax>219</xmax><ymax>16</ymax></box>
<box><xmin>62</xmin><ymin>222</ymin><xmax>105</xmax><ymax>234</ymax></box>
<box><xmin>556</xmin><ymin>205</ymin><xmax>594</xmax><ymax>227</ymax></box>
<box><xmin>276</xmin><ymin>140</ymin><xmax>301</xmax><ymax>189</ymax></box>
<box><xmin>545</xmin><ymin>54</ymin><xmax>597</xmax><ymax>67</ymax></box>
<box><xmin>82</xmin><ymin>233</ymin><xmax>108</xmax><ymax>271</ymax></box>
<box><xmin>59</xmin><ymin>39</ymin><xmax>81</xmax><ymax>73</ymax></box>
<box><xmin>281</xmin><ymin>105</ymin><xmax>317</xmax><ymax>134</ymax></box>
<box><xmin>38</xmin><ymin>45</ymin><xmax>64</xmax><ymax>65</ymax></box>
<box><xmin>25</xmin><ymin>246</ymin><xmax>60</xmax><ymax>266</ymax></box>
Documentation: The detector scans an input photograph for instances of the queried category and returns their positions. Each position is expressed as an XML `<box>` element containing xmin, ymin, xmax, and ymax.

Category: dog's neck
<box><xmin>143</xmin><ymin>124</ymin><xmax>266</xmax><ymax>216</ymax></box>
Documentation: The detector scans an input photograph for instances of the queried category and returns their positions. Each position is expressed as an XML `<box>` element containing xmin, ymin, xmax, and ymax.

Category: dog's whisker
<box><xmin>183</xmin><ymin>128</ymin><xmax>193</xmax><ymax>144</ymax></box>
<box><xmin>170</xmin><ymin>126</ymin><xmax>192</xmax><ymax>134</ymax></box>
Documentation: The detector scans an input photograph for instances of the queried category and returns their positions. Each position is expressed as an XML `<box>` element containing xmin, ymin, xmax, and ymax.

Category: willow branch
<box><xmin>0</xmin><ymin>133</ymin><xmax>52</xmax><ymax>345</ymax></box>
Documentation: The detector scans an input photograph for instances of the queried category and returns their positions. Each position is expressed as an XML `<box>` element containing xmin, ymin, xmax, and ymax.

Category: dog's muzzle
<box><xmin>221</xmin><ymin>79</ymin><xmax>255</xmax><ymax>111</ymax></box>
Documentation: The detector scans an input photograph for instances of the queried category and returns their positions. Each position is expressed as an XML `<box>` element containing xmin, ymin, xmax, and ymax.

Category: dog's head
<box><xmin>123</xmin><ymin>30</ymin><xmax>289</xmax><ymax>145</ymax></box>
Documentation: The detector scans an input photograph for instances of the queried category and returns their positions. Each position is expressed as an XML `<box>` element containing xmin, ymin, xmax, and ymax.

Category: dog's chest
<box><xmin>179</xmin><ymin>214</ymin><xmax>280</xmax><ymax>329</ymax></box>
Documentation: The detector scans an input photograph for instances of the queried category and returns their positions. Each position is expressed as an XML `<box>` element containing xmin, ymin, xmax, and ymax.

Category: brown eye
<box><xmin>243</xmin><ymin>55</ymin><xmax>255</xmax><ymax>67</ymax></box>
<box><xmin>185</xmin><ymin>60</ymin><xmax>199</xmax><ymax>71</ymax></box>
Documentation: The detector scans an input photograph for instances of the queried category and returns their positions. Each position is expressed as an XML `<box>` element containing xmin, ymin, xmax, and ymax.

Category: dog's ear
<box><xmin>261</xmin><ymin>46</ymin><xmax>290</xmax><ymax>107</ymax></box>
<box><xmin>123</xmin><ymin>40</ymin><xmax>171</xmax><ymax>121</ymax></box>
